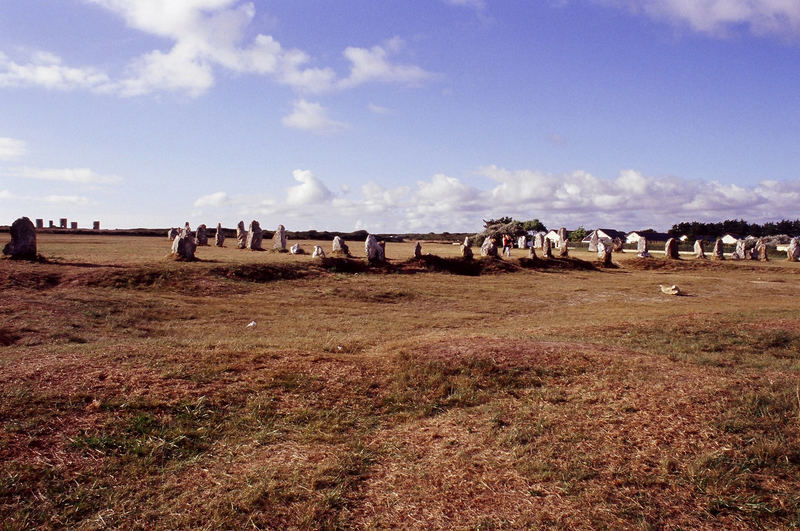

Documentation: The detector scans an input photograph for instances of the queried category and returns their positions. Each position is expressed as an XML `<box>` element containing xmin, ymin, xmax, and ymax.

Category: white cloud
<box><xmin>184</xmin><ymin>165</ymin><xmax>800</xmax><ymax>233</ymax></box>
<box><xmin>193</xmin><ymin>191</ymin><xmax>229</xmax><ymax>207</ymax></box>
<box><xmin>367</xmin><ymin>103</ymin><xmax>394</xmax><ymax>115</ymax></box>
<box><xmin>0</xmin><ymin>189</ymin><xmax>12</xmax><ymax>199</ymax></box>
<box><xmin>42</xmin><ymin>194</ymin><xmax>90</xmax><ymax>205</ymax></box>
<box><xmin>10</xmin><ymin>166</ymin><xmax>122</xmax><ymax>184</ymax></box>
<box><xmin>282</xmin><ymin>99</ymin><xmax>347</xmax><ymax>134</ymax></box>
<box><xmin>0</xmin><ymin>51</ymin><xmax>110</xmax><ymax>91</ymax></box>
<box><xmin>604</xmin><ymin>0</ymin><xmax>800</xmax><ymax>38</ymax></box>
<box><xmin>339</xmin><ymin>39</ymin><xmax>435</xmax><ymax>89</ymax></box>
<box><xmin>444</xmin><ymin>0</ymin><xmax>486</xmax><ymax>9</ymax></box>
<box><xmin>286</xmin><ymin>169</ymin><xmax>333</xmax><ymax>205</ymax></box>
<box><xmin>0</xmin><ymin>137</ymin><xmax>26</xmax><ymax>160</ymax></box>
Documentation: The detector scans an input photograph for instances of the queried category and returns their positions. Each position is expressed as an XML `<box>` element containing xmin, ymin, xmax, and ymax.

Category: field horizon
<box><xmin>2</xmin><ymin>233</ymin><xmax>799</xmax><ymax>528</ymax></box>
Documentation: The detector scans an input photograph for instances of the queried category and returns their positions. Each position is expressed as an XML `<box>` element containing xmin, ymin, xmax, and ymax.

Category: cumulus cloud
<box><xmin>10</xmin><ymin>166</ymin><xmax>122</xmax><ymax>184</ymax></box>
<box><xmin>282</xmin><ymin>99</ymin><xmax>347</xmax><ymax>134</ymax></box>
<box><xmin>187</xmin><ymin>166</ymin><xmax>800</xmax><ymax>233</ymax></box>
<box><xmin>193</xmin><ymin>191</ymin><xmax>229</xmax><ymax>207</ymax></box>
<box><xmin>0</xmin><ymin>137</ymin><xmax>26</xmax><ymax>160</ymax></box>
<box><xmin>286</xmin><ymin>169</ymin><xmax>333</xmax><ymax>205</ymax></box>
<box><xmin>0</xmin><ymin>51</ymin><xmax>110</xmax><ymax>91</ymax></box>
<box><xmin>339</xmin><ymin>39</ymin><xmax>436</xmax><ymax>89</ymax></box>
<box><xmin>603</xmin><ymin>0</ymin><xmax>800</xmax><ymax>39</ymax></box>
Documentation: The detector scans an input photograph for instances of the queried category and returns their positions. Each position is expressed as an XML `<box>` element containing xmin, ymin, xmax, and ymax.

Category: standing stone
<box><xmin>558</xmin><ymin>227</ymin><xmax>568</xmax><ymax>246</ymax></box>
<box><xmin>461</xmin><ymin>243</ymin><xmax>473</xmax><ymax>259</ymax></box>
<box><xmin>542</xmin><ymin>237</ymin><xmax>552</xmax><ymax>258</ymax></box>
<box><xmin>463</xmin><ymin>236</ymin><xmax>471</xmax><ymax>248</ymax></box>
<box><xmin>611</xmin><ymin>237</ymin><xmax>624</xmax><ymax>253</ymax></box>
<box><xmin>481</xmin><ymin>237</ymin><xmax>498</xmax><ymax>257</ymax></box>
<box><xmin>637</xmin><ymin>237</ymin><xmax>650</xmax><ymax>258</ymax></box>
<box><xmin>413</xmin><ymin>241</ymin><xmax>422</xmax><ymax>259</ymax></box>
<box><xmin>312</xmin><ymin>245</ymin><xmax>325</xmax><ymax>258</ymax></box>
<box><xmin>272</xmin><ymin>224</ymin><xmax>287</xmax><ymax>251</ymax></box>
<box><xmin>48</xmin><ymin>220</ymin><xmax>54</xmax><ymax>228</ymax></box>
<box><xmin>2</xmin><ymin>217</ymin><xmax>37</xmax><ymax>259</ymax></box>
<box><xmin>694</xmin><ymin>239</ymin><xmax>706</xmax><ymax>259</ymax></box>
<box><xmin>290</xmin><ymin>243</ymin><xmax>304</xmax><ymax>254</ymax></box>
<box><xmin>597</xmin><ymin>240</ymin><xmax>612</xmax><ymax>266</ymax></box>
<box><xmin>558</xmin><ymin>238</ymin><xmax>569</xmax><ymax>258</ymax></box>
<box><xmin>332</xmin><ymin>236</ymin><xmax>350</xmax><ymax>255</ymax></box>
<box><xmin>732</xmin><ymin>239</ymin><xmax>746</xmax><ymax>260</ymax></box>
<box><xmin>60</xmin><ymin>218</ymin><xmax>67</xmax><ymax>229</ymax></box>
<box><xmin>365</xmin><ymin>234</ymin><xmax>385</xmax><ymax>263</ymax></box>
<box><xmin>534</xmin><ymin>232</ymin><xmax>544</xmax><ymax>250</ymax></box>
<box><xmin>588</xmin><ymin>230</ymin><xmax>599</xmax><ymax>253</ymax></box>
<box><xmin>247</xmin><ymin>220</ymin><xmax>263</xmax><ymax>250</ymax></box>
<box><xmin>215</xmin><ymin>223</ymin><xmax>225</xmax><ymax>247</ymax></box>
<box><xmin>196</xmin><ymin>224</ymin><xmax>209</xmax><ymax>246</ymax></box>
<box><xmin>712</xmin><ymin>238</ymin><xmax>724</xmax><ymax>260</ymax></box>
<box><xmin>787</xmin><ymin>237</ymin><xmax>800</xmax><ymax>262</ymax></box>
<box><xmin>517</xmin><ymin>235</ymin><xmax>526</xmax><ymax>249</ymax></box>
<box><xmin>70</xmin><ymin>222</ymin><xmax>78</xmax><ymax>230</ymax></box>
<box><xmin>755</xmin><ymin>239</ymin><xmax>768</xmax><ymax>262</ymax></box>
<box><xmin>528</xmin><ymin>245</ymin><xmax>538</xmax><ymax>260</ymax></box>
<box><xmin>168</xmin><ymin>227</ymin><xmax>179</xmax><ymax>240</ymax></box>
<box><xmin>665</xmin><ymin>238</ymin><xmax>679</xmax><ymax>260</ymax></box>
<box><xmin>171</xmin><ymin>229</ymin><xmax>196</xmax><ymax>260</ymax></box>
<box><xmin>35</xmin><ymin>219</ymin><xmax>44</xmax><ymax>229</ymax></box>
<box><xmin>93</xmin><ymin>221</ymin><xmax>100</xmax><ymax>230</ymax></box>
<box><xmin>236</xmin><ymin>221</ymin><xmax>247</xmax><ymax>249</ymax></box>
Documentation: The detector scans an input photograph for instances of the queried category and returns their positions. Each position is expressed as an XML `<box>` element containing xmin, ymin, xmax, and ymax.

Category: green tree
<box><xmin>568</xmin><ymin>227</ymin><xmax>587</xmax><ymax>242</ymax></box>
<box><xmin>522</xmin><ymin>219</ymin><xmax>547</xmax><ymax>233</ymax></box>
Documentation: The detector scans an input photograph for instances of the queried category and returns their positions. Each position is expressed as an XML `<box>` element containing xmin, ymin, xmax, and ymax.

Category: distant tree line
<box><xmin>668</xmin><ymin>219</ymin><xmax>800</xmax><ymax>240</ymax></box>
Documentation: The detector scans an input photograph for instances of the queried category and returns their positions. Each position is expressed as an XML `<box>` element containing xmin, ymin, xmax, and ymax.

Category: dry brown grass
<box><xmin>1</xmin><ymin>233</ymin><xmax>799</xmax><ymax>528</ymax></box>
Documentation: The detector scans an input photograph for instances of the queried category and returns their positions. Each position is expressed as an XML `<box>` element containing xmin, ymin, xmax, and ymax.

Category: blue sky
<box><xmin>1</xmin><ymin>0</ymin><xmax>799</xmax><ymax>232</ymax></box>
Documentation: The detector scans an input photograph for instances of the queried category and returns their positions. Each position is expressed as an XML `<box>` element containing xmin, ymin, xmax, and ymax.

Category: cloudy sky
<box><xmin>1</xmin><ymin>0</ymin><xmax>799</xmax><ymax>232</ymax></box>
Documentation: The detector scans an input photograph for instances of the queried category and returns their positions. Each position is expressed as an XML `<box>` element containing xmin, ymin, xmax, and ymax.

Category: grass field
<box><xmin>2</xmin><ymin>233</ymin><xmax>799</xmax><ymax>529</ymax></box>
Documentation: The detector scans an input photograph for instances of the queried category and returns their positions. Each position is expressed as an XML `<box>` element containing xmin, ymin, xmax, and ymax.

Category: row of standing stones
<box><xmin>4</xmin><ymin>216</ymin><xmax>800</xmax><ymax>264</ymax></box>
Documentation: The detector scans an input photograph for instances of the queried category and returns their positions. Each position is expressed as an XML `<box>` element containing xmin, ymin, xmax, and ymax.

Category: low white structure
<box><xmin>721</xmin><ymin>233</ymin><xmax>741</xmax><ymax>245</ymax></box>
<box><xmin>625</xmin><ymin>230</ymin><xmax>671</xmax><ymax>244</ymax></box>
<box><xmin>582</xmin><ymin>229</ymin><xmax>626</xmax><ymax>245</ymax></box>
<box><xmin>544</xmin><ymin>229</ymin><xmax>561</xmax><ymax>247</ymax></box>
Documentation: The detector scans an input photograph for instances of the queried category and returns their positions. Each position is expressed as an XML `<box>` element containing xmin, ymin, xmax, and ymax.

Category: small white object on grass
<box><xmin>246</xmin><ymin>320</ymin><xmax>257</xmax><ymax>328</ymax></box>
<box><xmin>659</xmin><ymin>285</ymin><xmax>681</xmax><ymax>295</ymax></box>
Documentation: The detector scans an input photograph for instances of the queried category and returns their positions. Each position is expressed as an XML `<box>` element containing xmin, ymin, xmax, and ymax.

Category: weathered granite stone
<box><xmin>236</xmin><ymin>221</ymin><xmax>247</xmax><ymax>249</ymax></box>
<box><xmin>787</xmin><ymin>237</ymin><xmax>800</xmax><ymax>262</ymax></box>
<box><xmin>597</xmin><ymin>240</ymin><xmax>612</xmax><ymax>266</ymax></box>
<box><xmin>637</xmin><ymin>236</ymin><xmax>651</xmax><ymax>258</ymax></box>
<box><xmin>215</xmin><ymin>223</ymin><xmax>225</xmax><ymax>247</ymax></box>
<box><xmin>2</xmin><ymin>217</ymin><xmax>37</xmax><ymax>259</ymax></box>
<box><xmin>712</xmin><ymin>238</ymin><xmax>724</xmax><ymax>260</ymax></box>
<box><xmin>665</xmin><ymin>238</ymin><xmax>679</xmax><ymax>259</ymax></box>
<box><xmin>558</xmin><ymin>238</ymin><xmax>569</xmax><ymax>257</ymax></box>
<box><xmin>312</xmin><ymin>245</ymin><xmax>325</xmax><ymax>258</ymax></box>
<box><xmin>461</xmin><ymin>244</ymin><xmax>473</xmax><ymax>259</ymax></box>
<box><xmin>463</xmin><ymin>236</ymin><xmax>471</xmax><ymax>248</ymax></box>
<box><xmin>93</xmin><ymin>221</ymin><xmax>100</xmax><ymax>230</ymax></box>
<box><xmin>196</xmin><ymin>224</ymin><xmax>208</xmax><ymax>246</ymax></box>
<box><xmin>290</xmin><ymin>243</ymin><xmax>304</xmax><ymax>254</ymax></box>
<box><xmin>755</xmin><ymin>239</ymin><xmax>768</xmax><ymax>261</ymax></box>
<box><xmin>517</xmin><ymin>236</ymin><xmax>526</xmax><ymax>249</ymax></box>
<box><xmin>611</xmin><ymin>237</ymin><xmax>624</xmax><ymax>252</ymax></box>
<box><xmin>694</xmin><ymin>239</ymin><xmax>706</xmax><ymax>259</ymax></box>
<box><xmin>35</xmin><ymin>219</ymin><xmax>43</xmax><ymax>229</ymax></box>
<box><xmin>542</xmin><ymin>237</ymin><xmax>552</xmax><ymax>258</ymax></box>
<box><xmin>528</xmin><ymin>245</ymin><xmax>538</xmax><ymax>260</ymax></box>
<box><xmin>660</xmin><ymin>284</ymin><xmax>681</xmax><ymax>295</ymax></box>
<box><xmin>558</xmin><ymin>227</ymin><xmax>568</xmax><ymax>245</ymax></box>
<box><xmin>272</xmin><ymin>224</ymin><xmax>286</xmax><ymax>251</ymax></box>
<box><xmin>481</xmin><ymin>237</ymin><xmax>498</xmax><ymax>257</ymax></box>
<box><xmin>731</xmin><ymin>239</ymin><xmax>746</xmax><ymax>260</ymax></box>
<box><xmin>168</xmin><ymin>228</ymin><xmax>179</xmax><ymax>240</ymax></box>
<box><xmin>413</xmin><ymin>241</ymin><xmax>422</xmax><ymax>258</ymax></box>
<box><xmin>247</xmin><ymin>220</ymin><xmax>263</xmax><ymax>250</ymax></box>
<box><xmin>588</xmin><ymin>230</ymin><xmax>599</xmax><ymax>253</ymax></box>
<box><xmin>70</xmin><ymin>222</ymin><xmax>78</xmax><ymax>230</ymax></box>
<box><xmin>171</xmin><ymin>229</ymin><xmax>196</xmax><ymax>260</ymax></box>
<box><xmin>365</xmin><ymin>234</ymin><xmax>385</xmax><ymax>263</ymax></box>
<box><xmin>332</xmin><ymin>236</ymin><xmax>350</xmax><ymax>255</ymax></box>
<box><xmin>534</xmin><ymin>232</ymin><xmax>544</xmax><ymax>250</ymax></box>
